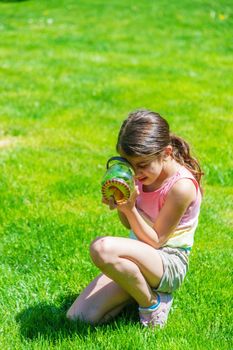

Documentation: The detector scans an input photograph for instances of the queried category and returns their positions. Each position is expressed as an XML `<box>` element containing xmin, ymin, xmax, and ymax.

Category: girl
<box><xmin>66</xmin><ymin>109</ymin><xmax>203</xmax><ymax>328</ymax></box>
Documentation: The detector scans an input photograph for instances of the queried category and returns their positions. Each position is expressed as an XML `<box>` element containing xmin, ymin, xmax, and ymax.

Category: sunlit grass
<box><xmin>0</xmin><ymin>0</ymin><xmax>232</xmax><ymax>349</ymax></box>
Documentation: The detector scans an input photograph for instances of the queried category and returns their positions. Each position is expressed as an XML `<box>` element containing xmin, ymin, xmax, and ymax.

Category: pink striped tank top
<box><xmin>132</xmin><ymin>166</ymin><xmax>202</xmax><ymax>249</ymax></box>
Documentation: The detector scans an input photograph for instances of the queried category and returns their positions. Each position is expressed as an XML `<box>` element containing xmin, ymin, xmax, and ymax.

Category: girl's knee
<box><xmin>90</xmin><ymin>236</ymin><xmax>114</xmax><ymax>267</ymax></box>
<box><xmin>66</xmin><ymin>308</ymin><xmax>77</xmax><ymax>322</ymax></box>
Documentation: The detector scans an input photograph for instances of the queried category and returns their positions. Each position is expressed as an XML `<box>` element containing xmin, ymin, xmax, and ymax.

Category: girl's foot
<box><xmin>138</xmin><ymin>292</ymin><xmax>173</xmax><ymax>328</ymax></box>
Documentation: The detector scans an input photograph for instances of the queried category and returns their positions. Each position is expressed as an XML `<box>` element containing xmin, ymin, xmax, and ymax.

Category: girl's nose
<box><xmin>134</xmin><ymin>170</ymin><xmax>142</xmax><ymax>179</ymax></box>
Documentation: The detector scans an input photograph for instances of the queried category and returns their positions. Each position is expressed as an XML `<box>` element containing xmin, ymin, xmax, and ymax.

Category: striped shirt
<box><xmin>130</xmin><ymin>166</ymin><xmax>202</xmax><ymax>249</ymax></box>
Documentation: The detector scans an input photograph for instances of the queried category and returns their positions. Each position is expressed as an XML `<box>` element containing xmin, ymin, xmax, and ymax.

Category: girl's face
<box><xmin>122</xmin><ymin>154</ymin><xmax>165</xmax><ymax>188</ymax></box>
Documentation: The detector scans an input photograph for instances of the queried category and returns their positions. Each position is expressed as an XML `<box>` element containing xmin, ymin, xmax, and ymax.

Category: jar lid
<box><xmin>106</xmin><ymin>156</ymin><xmax>134</xmax><ymax>174</ymax></box>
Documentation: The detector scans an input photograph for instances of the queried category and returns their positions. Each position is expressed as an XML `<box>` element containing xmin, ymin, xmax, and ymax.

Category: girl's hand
<box><xmin>102</xmin><ymin>185</ymin><xmax>139</xmax><ymax>212</ymax></box>
<box><xmin>117</xmin><ymin>185</ymin><xmax>140</xmax><ymax>213</ymax></box>
<box><xmin>102</xmin><ymin>196</ymin><xmax>118</xmax><ymax>210</ymax></box>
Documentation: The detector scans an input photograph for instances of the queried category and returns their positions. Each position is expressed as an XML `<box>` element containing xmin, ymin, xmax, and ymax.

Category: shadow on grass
<box><xmin>16</xmin><ymin>294</ymin><xmax>138</xmax><ymax>342</ymax></box>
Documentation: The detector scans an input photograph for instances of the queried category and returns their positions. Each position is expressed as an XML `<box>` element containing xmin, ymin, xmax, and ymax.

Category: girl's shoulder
<box><xmin>167</xmin><ymin>177</ymin><xmax>197</xmax><ymax>206</ymax></box>
<box><xmin>168</xmin><ymin>166</ymin><xmax>200</xmax><ymax>192</ymax></box>
<box><xmin>166</xmin><ymin>166</ymin><xmax>202</xmax><ymax>210</ymax></box>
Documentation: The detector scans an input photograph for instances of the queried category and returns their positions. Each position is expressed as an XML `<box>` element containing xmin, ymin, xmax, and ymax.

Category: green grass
<box><xmin>0</xmin><ymin>0</ymin><xmax>232</xmax><ymax>349</ymax></box>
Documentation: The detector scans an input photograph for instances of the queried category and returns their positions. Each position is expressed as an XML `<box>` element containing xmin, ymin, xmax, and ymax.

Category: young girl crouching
<box><xmin>66</xmin><ymin>109</ymin><xmax>203</xmax><ymax>328</ymax></box>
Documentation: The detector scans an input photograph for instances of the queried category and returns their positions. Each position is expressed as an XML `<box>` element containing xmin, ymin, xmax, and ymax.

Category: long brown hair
<box><xmin>116</xmin><ymin>109</ymin><xmax>203</xmax><ymax>186</ymax></box>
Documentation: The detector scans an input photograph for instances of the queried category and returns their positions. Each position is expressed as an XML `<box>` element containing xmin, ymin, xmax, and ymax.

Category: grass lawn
<box><xmin>0</xmin><ymin>0</ymin><xmax>232</xmax><ymax>349</ymax></box>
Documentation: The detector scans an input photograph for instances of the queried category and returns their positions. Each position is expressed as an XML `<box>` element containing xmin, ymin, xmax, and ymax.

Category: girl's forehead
<box><xmin>120</xmin><ymin>153</ymin><xmax>158</xmax><ymax>165</ymax></box>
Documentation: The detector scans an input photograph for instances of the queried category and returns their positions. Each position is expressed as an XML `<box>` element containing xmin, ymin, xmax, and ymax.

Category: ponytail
<box><xmin>170</xmin><ymin>134</ymin><xmax>204</xmax><ymax>187</ymax></box>
<box><xmin>116</xmin><ymin>109</ymin><xmax>204</xmax><ymax>189</ymax></box>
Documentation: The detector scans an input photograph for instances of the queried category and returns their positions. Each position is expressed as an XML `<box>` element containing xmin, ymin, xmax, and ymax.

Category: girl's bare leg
<box><xmin>67</xmin><ymin>236</ymin><xmax>164</xmax><ymax>324</ymax></box>
<box><xmin>66</xmin><ymin>273</ymin><xmax>133</xmax><ymax>324</ymax></box>
<box><xmin>90</xmin><ymin>236</ymin><xmax>164</xmax><ymax>308</ymax></box>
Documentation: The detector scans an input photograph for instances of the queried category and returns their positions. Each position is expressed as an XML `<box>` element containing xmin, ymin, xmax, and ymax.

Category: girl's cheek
<box><xmin>135</xmin><ymin>169</ymin><xmax>143</xmax><ymax>178</ymax></box>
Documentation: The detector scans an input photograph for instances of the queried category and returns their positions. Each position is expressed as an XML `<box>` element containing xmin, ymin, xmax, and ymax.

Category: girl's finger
<box><xmin>109</xmin><ymin>196</ymin><xmax>117</xmax><ymax>210</ymax></box>
<box><xmin>135</xmin><ymin>185</ymin><xmax>140</xmax><ymax>196</ymax></box>
<box><xmin>130</xmin><ymin>186</ymin><xmax>139</xmax><ymax>200</ymax></box>
<box><xmin>102</xmin><ymin>197</ymin><xmax>109</xmax><ymax>205</ymax></box>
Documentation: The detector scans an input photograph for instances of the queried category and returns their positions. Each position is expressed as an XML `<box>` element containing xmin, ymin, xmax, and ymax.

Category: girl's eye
<box><xmin>138</xmin><ymin>163</ymin><xmax>149</xmax><ymax>169</ymax></box>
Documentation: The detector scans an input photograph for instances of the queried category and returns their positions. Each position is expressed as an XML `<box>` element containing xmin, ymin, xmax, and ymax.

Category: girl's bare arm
<box><xmin>118</xmin><ymin>179</ymin><xmax>196</xmax><ymax>248</ymax></box>
<box><xmin>117</xmin><ymin>210</ymin><xmax>131</xmax><ymax>229</ymax></box>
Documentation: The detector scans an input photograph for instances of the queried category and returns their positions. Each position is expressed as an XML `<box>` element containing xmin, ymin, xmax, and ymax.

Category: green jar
<box><xmin>101</xmin><ymin>156</ymin><xmax>135</xmax><ymax>204</ymax></box>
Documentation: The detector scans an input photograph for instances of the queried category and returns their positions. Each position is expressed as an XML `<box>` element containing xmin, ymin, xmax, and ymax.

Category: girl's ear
<box><xmin>163</xmin><ymin>145</ymin><xmax>173</xmax><ymax>159</ymax></box>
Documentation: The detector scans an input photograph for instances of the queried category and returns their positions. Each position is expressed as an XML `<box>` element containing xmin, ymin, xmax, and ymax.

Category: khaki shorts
<box><xmin>155</xmin><ymin>247</ymin><xmax>190</xmax><ymax>293</ymax></box>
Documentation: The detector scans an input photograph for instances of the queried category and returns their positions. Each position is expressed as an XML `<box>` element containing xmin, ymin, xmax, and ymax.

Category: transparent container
<box><xmin>101</xmin><ymin>156</ymin><xmax>135</xmax><ymax>204</ymax></box>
